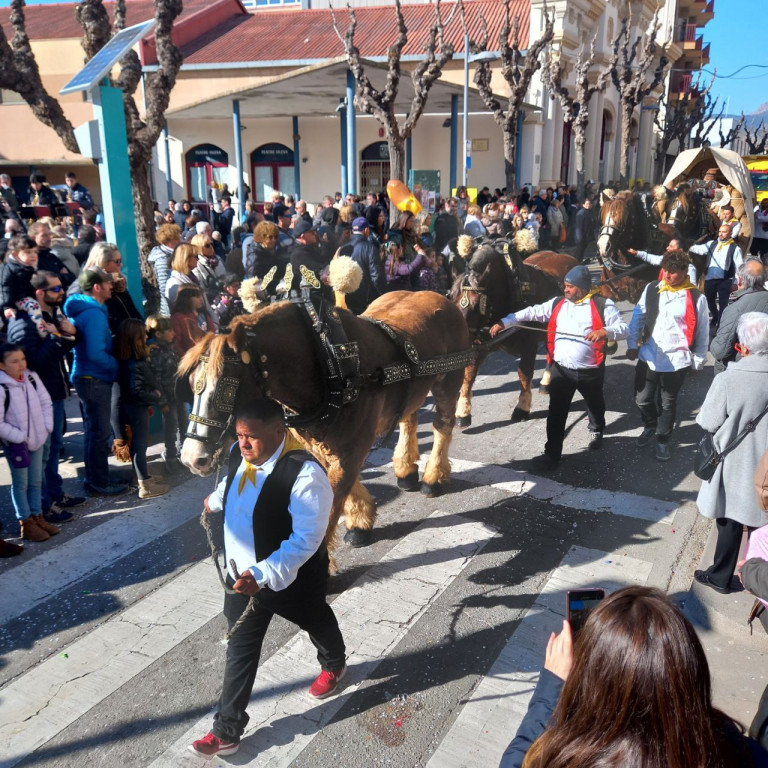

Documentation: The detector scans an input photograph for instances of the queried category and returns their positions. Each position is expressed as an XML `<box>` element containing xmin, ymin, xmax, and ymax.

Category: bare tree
<box><xmin>743</xmin><ymin>119</ymin><xmax>768</xmax><ymax>155</ymax></box>
<box><xmin>0</xmin><ymin>0</ymin><xmax>183</xmax><ymax>291</ymax></box>
<box><xmin>331</xmin><ymin>0</ymin><xmax>456</xmax><ymax>207</ymax></box>
<box><xmin>608</xmin><ymin>12</ymin><xmax>669</xmax><ymax>186</ymax></box>
<box><xmin>542</xmin><ymin>35</ymin><xmax>610</xmax><ymax>199</ymax></box>
<box><xmin>654</xmin><ymin>73</ymin><xmax>720</xmax><ymax>177</ymax></box>
<box><xmin>718</xmin><ymin>113</ymin><xmax>745</xmax><ymax>150</ymax></box>
<box><xmin>467</xmin><ymin>0</ymin><xmax>554</xmax><ymax>195</ymax></box>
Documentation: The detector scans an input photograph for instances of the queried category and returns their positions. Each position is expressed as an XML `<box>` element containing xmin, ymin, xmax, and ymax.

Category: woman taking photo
<box><xmin>502</xmin><ymin>585</ymin><xmax>768</xmax><ymax>767</ymax></box>
<box><xmin>695</xmin><ymin>311</ymin><xmax>768</xmax><ymax>594</ymax></box>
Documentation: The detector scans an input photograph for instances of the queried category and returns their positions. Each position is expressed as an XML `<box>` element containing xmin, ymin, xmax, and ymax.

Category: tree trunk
<box><xmin>130</xmin><ymin>159</ymin><xmax>159</xmax><ymax>313</ymax></box>
<box><xmin>503</xmin><ymin>127</ymin><xmax>517</xmax><ymax>197</ymax></box>
<box><xmin>619</xmin><ymin>103</ymin><xmax>633</xmax><ymax>188</ymax></box>
<box><xmin>573</xmin><ymin>121</ymin><xmax>587</xmax><ymax>201</ymax></box>
<box><xmin>388</xmin><ymin>134</ymin><xmax>406</xmax><ymax>226</ymax></box>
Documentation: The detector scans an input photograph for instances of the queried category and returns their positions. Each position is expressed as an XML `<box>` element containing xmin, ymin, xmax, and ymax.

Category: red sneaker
<box><xmin>188</xmin><ymin>731</ymin><xmax>239</xmax><ymax>758</ymax></box>
<box><xmin>308</xmin><ymin>666</ymin><xmax>347</xmax><ymax>699</ymax></box>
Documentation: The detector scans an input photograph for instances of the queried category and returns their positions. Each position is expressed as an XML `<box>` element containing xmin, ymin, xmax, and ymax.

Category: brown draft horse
<box><xmin>451</xmin><ymin>245</ymin><xmax>578</xmax><ymax>426</ymax></box>
<box><xmin>596</xmin><ymin>188</ymin><xmax>713</xmax><ymax>303</ymax></box>
<box><xmin>178</xmin><ymin>291</ymin><xmax>470</xmax><ymax>553</ymax></box>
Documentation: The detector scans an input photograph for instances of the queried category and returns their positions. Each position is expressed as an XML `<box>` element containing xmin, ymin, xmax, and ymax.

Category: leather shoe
<box><xmin>84</xmin><ymin>481</ymin><xmax>128</xmax><ymax>496</ymax></box>
<box><xmin>694</xmin><ymin>569</ymin><xmax>731</xmax><ymax>595</ymax></box>
<box><xmin>588</xmin><ymin>431</ymin><xmax>603</xmax><ymax>450</ymax></box>
<box><xmin>532</xmin><ymin>453</ymin><xmax>559</xmax><ymax>472</ymax></box>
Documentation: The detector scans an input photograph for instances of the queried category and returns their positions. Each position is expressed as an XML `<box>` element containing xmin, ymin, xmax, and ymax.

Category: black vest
<box><xmin>223</xmin><ymin>444</ymin><xmax>328</xmax><ymax>586</ymax></box>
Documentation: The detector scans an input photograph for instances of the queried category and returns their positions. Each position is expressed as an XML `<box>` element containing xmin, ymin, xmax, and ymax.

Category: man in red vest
<box><xmin>490</xmin><ymin>265</ymin><xmax>628</xmax><ymax>471</ymax></box>
<box><xmin>627</xmin><ymin>250</ymin><xmax>709</xmax><ymax>462</ymax></box>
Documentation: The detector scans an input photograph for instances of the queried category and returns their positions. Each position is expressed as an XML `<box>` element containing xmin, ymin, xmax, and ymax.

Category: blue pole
<box><xmin>406</xmin><ymin>134</ymin><xmax>412</xmax><ymax>184</ymax></box>
<box><xmin>346</xmin><ymin>69</ymin><xmax>357</xmax><ymax>194</ymax></box>
<box><xmin>449</xmin><ymin>94</ymin><xmax>458</xmax><ymax>192</ymax></box>
<box><xmin>292</xmin><ymin>115</ymin><xmax>301</xmax><ymax>198</ymax></box>
<box><xmin>339</xmin><ymin>101</ymin><xmax>348</xmax><ymax>198</ymax></box>
<box><xmin>515</xmin><ymin>110</ymin><xmax>524</xmax><ymax>192</ymax></box>
<box><xmin>232</xmin><ymin>99</ymin><xmax>245</xmax><ymax>222</ymax></box>
<box><xmin>162</xmin><ymin>123</ymin><xmax>173</xmax><ymax>206</ymax></box>
<box><xmin>92</xmin><ymin>82</ymin><xmax>142</xmax><ymax>314</ymax></box>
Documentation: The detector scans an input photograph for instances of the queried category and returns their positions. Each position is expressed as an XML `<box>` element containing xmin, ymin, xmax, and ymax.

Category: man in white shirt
<box><xmin>627</xmin><ymin>239</ymin><xmax>698</xmax><ymax>284</ymax></box>
<box><xmin>489</xmin><ymin>265</ymin><xmax>628</xmax><ymax>471</ymax></box>
<box><xmin>720</xmin><ymin>205</ymin><xmax>742</xmax><ymax>239</ymax></box>
<box><xmin>189</xmin><ymin>399</ymin><xmax>346</xmax><ymax>759</ymax></box>
<box><xmin>752</xmin><ymin>199</ymin><xmax>768</xmax><ymax>261</ymax></box>
<box><xmin>689</xmin><ymin>223</ymin><xmax>743</xmax><ymax>329</ymax></box>
<box><xmin>627</xmin><ymin>250</ymin><xmax>709</xmax><ymax>461</ymax></box>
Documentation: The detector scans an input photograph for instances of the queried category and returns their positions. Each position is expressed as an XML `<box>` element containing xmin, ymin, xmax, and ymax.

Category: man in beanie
<box><xmin>626</xmin><ymin>249</ymin><xmax>708</xmax><ymax>461</ymax></box>
<box><xmin>346</xmin><ymin>217</ymin><xmax>386</xmax><ymax>314</ymax></box>
<box><xmin>490</xmin><ymin>264</ymin><xmax>627</xmax><ymax>471</ymax></box>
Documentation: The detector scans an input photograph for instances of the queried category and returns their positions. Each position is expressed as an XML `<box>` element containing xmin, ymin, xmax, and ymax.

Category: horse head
<box><xmin>451</xmin><ymin>244</ymin><xmax>515</xmax><ymax>338</ymax></box>
<box><xmin>178</xmin><ymin>319</ymin><xmax>269</xmax><ymax>476</ymax></box>
<box><xmin>665</xmin><ymin>183</ymin><xmax>701</xmax><ymax>246</ymax></box>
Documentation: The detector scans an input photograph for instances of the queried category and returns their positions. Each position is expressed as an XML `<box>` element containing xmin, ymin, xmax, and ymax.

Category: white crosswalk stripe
<box><xmin>427</xmin><ymin>547</ymin><xmax>653</xmax><ymax>767</ymax></box>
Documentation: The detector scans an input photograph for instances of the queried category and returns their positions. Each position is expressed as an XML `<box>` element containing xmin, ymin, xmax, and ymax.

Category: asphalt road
<box><xmin>1</xmin><ymin>298</ymin><xmax>766</xmax><ymax>767</ymax></box>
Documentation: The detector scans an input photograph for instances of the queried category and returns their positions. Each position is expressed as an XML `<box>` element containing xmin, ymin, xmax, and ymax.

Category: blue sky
<box><xmin>3</xmin><ymin>0</ymin><xmax>765</xmax><ymax>116</ymax></box>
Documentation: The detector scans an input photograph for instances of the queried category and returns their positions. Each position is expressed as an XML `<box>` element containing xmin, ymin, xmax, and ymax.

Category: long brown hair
<box><xmin>174</xmin><ymin>284</ymin><xmax>203</xmax><ymax>315</ymax></box>
<box><xmin>115</xmin><ymin>319</ymin><xmax>149</xmax><ymax>360</ymax></box>
<box><xmin>523</xmin><ymin>586</ymin><xmax>746</xmax><ymax>768</ymax></box>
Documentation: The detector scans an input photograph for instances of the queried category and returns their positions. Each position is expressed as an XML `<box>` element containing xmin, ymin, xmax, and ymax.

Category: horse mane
<box><xmin>178</xmin><ymin>332</ymin><xmax>217</xmax><ymax>377</ymax></box>
<box><xmin>601</xmin><ymin>196</ymin><xmax>630</xmax><ymax>227</ymax></box>
<box><xmin>468</xmin><ymin>244</ymin><xmax>501</xmax><ymax>274</ymax></box>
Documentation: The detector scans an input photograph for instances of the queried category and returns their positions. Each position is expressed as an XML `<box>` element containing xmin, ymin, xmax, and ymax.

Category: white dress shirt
<box><xmin>500</xmin><ymin>296</ymin><xmax>628</xmax><ymax>369</ymax></box>
<box><xmin>690</xmin><ymin>239</ymin><xmax>744</xmax><ymax>283</ymax></box>
<box><xmin>627</xmin><ymin>284</ymin><xmax>709</xmax><ymax>372</ymax></box>
<box><xmin>208</xmin><ymin>436</ymin><xmax>333</xmax><ymax>591</ymax></box>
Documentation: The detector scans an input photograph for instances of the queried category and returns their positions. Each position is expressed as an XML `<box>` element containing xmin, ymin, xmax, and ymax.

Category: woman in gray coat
<box><xmin>695</xmin><ymin>312</ymin><xmax>768</xmax><ymax>593</ymax></box>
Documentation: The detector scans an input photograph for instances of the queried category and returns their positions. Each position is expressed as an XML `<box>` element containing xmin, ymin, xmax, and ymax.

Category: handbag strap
<box><xmin>717</xmin><ymin>400</ymin><xmax>768</xmax><ymax>462</ymax></box>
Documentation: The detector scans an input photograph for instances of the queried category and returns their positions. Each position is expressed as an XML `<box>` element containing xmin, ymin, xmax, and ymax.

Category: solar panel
<box><xmin>60</xmin><ymin>19</ymin><xmax>157</xmax><ymax>95</ymax></box>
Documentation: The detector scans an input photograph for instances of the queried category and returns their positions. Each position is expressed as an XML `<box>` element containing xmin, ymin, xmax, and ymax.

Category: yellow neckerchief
<box><xmin>715</xmin><ymin>237</ymin><xmax>734</xmax><ymax>252</ymax></box>
<box><xmin>573</xmin><ymin>286</ymin><xmax>600</xmax><ymax>304</ymax></box>
<box><xmin>237</xmin><ymin>431</ymin><xmax>304</xmax><ymax>495</ymax></box>
<box><xmin>657</xmin><ymin>277</ymin><xmax>696</xmax><ymax>293</ymax></box>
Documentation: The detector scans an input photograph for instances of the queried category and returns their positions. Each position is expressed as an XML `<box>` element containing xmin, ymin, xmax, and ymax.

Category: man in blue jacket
<box><xmin>64</xmin><ymin>269</ymin><xmax>126</xmax><ymax>496</ymax></box>
<box><xmin>346</xmin><ymin>217</ymin><xmax>387</xmax><ymax>315</ymax></box>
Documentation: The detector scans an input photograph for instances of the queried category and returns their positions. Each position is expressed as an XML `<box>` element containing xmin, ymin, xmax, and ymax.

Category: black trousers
<box><xmin>212</xmin><ymin>558</ymin><xmax>346</xmax><ymax>743</ymax></box>
<box><xmin>705</xmin><ymin>277</ymin><xmax>732</xmax><ymax>326</ymax></box>
<box><xmin>708</xmin><ymin>518</ymin><xmax>754</xmax><ymax>589</ymax></box>
<box><xmin>633</xmin><ymin>362</ymin><xmax>689</xmax><ymax>444</ymax></box>
<box><xmin>545</xmin><ymin>362</ymin><xmax>605</xmax><ymax>461</ymax></box>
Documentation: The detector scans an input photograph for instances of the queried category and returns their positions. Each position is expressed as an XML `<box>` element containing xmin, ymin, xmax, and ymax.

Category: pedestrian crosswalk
<box><xmin>0</xmin><ymin>448</ymin><xmax>681</xmax><ymax>768</ymax></box>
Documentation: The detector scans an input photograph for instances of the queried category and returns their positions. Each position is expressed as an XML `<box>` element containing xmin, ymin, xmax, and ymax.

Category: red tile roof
<box><xmin>0</xmin><ymin>0</ymin><xmax>211</xmax><ymax>41</ymax></box>
<box><xmin>179</xmin><ymin>0</ymin><xmax>529</xmax><ymax>65</ymax></box>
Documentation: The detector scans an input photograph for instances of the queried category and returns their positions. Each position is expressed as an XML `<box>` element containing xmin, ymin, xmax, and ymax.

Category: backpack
<box><xmin>1</xmin><ymin>373</ymin><xmax>37</xmax><ymax>416</ymax></box>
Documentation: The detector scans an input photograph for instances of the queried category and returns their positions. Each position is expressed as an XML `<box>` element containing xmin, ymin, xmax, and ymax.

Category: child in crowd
<box><xmin>0</xmin><ymin>343</ymin><xmax>55</xmax><ymax>545</ymax></box>
<box><xmin>171</xmin><ymin>285</ymin><xmax>215</xmax><ymax>356</ymax></box>
<box><xmin>0</xmin><ymin>234</ymin><xmax>48</xmax><ymax>337</ymax></box>
<box><xmin>146</xmin><ymin>314</ymin><xmax>187</xmax><ymax>474</ymax></box>
<box><xmin>417</xmin><ymin>248</ymin><xmax>442</xmax><ymax>293</ymax></box>
<box><xmin>210</xmin><ymin>274</ymin><xmax>246</xmax><ymax>332</ymax></box>
<box><xmin>114</xmin><ymin>319</ymin><xmax>169</xmax><ymax>499</ymax></box>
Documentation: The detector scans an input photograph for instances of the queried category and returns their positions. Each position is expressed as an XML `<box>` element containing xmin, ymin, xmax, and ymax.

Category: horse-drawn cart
<box><xmin>663</xmin><ymin>146</ymin><xmax>757</xmax><ymax>254</ymax></box>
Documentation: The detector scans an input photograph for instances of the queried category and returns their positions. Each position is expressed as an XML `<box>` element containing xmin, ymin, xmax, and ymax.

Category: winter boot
<box><xmin>138</xmin><ymin>477</ymin><xmax>170</xmax><ymax>499</ymax></box>
<box><xmin>20</xmin><ymin>517</ymin><xmax>50</xmax><ymax>542</ymax></box>
<box><xmin>33</xmin><ymin>514</ymin><xmax>60</xmax><ymax>536</ymax></box>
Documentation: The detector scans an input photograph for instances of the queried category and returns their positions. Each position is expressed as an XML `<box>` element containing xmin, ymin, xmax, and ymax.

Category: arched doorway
<box><xmin>251</xmin><ymin>143</ymin><xmax>295</xmax><ymax>202</ymax></box>
<box><xmin>360</xmin><ymin>141</ymin><xmax>391</xmax><ymax>194</ymax></box>
<box><xmin>186</xmin><ymin>143</ymin><xmax>229</xmax><ymax>217</ymax></box>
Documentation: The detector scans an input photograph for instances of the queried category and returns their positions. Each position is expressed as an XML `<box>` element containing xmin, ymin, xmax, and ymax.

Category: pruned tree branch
<box><xmin>744</xmin><ymin>119</ymin><xmax>768</xmax><ymax>155</ymax></box>
<box><xmin>718</xmin><ymin>112</ymin><xmax>745</xmax><ymax>149</ymax></box>
<box><xmin>608</xmin><ymin>10</ymin><xmax>669</xmax><ymax>184</ymax></box>
<box><xmin>467</xmin><ymin>0</ymin><xmax>554</xmax><ymax>192</ymax></box>
<box><xmin>331</xmin><ymin>0</ymin><xmax>456</xmax><ymax>192</ymax></box>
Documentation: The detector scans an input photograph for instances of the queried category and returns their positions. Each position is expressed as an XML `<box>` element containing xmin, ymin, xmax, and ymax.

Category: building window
<box><xmin>243</xmin><ymin>0</ymin><xmax>300</xmax><ymax>7</ymax></box>
<box><xmin>251</xmin><ymin>143</ymin><xmax>295</xmax><ymax>201</ymax></box>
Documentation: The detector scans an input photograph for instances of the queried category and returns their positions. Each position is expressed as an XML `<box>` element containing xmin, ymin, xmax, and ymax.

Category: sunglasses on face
<box><xmin>44</xmin><ymin>285</ymin><xmax>63</xmax><ymax>293</ymax></box>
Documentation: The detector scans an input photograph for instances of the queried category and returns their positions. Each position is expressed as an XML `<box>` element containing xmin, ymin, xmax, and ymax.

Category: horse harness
<box><xmin>187</xmin><ymin>291</ymin><xmax>475</xmax><ymax>438</ymax></box>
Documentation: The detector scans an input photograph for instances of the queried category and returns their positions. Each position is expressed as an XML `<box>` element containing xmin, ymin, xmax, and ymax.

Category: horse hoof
<box><xmin>511</xmin><ymin>408</ymin><xmax>531</xmax><ymax>423</ymax></box>
<box><xmin>421</xmin><ymin>482</ymin><xmax>444</xmax><ymax>498</ymax></box>
<box><xmin>397</xmin><ymin>472</ymin><xmax>420</xmax><ymax>492</ymax></box>
<box><xmin>538</xmin><ymin>385</ymin><xmax>550</xmax><ymax>396</ymax></box>
<box><xmin>344</xmin><ymin>527</ymin><xmax>373</xmax><ymax>547</ymax></box>
<box><xmin>456</xmin><ymin>415</ymin><xmax>472</xmax><ymax>428</ymax></box>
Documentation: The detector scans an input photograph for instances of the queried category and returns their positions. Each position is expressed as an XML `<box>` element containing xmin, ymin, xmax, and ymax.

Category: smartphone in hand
<box><xmin>567</xmin><ymin>588</ymin><xmax>606</xmax><ymax>635</ymax></box>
